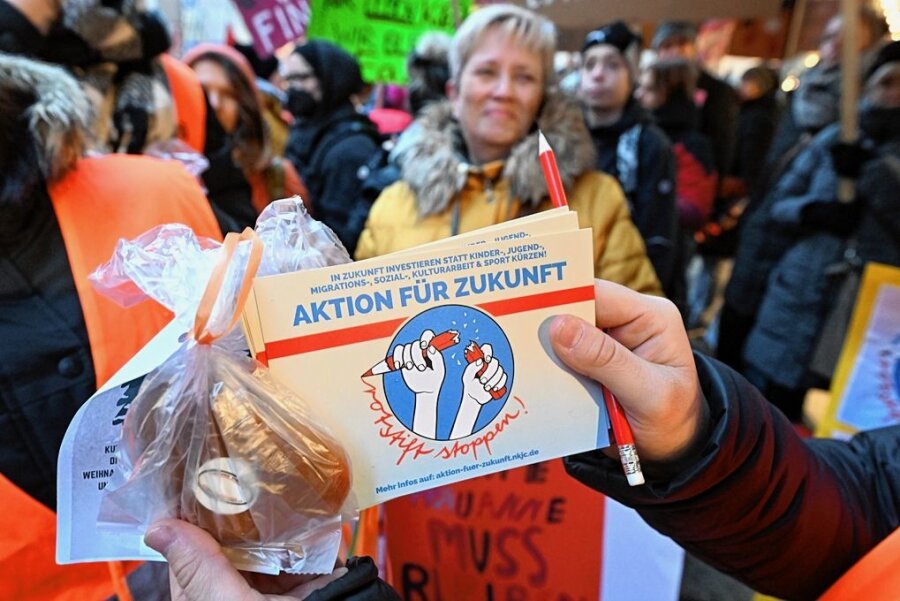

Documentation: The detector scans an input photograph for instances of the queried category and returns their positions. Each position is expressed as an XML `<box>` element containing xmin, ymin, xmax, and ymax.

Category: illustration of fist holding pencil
<box><xmin>452</xmin><ymin>342</ymin><xmax>507</xmax><ymax>438</ymax></box>
<box><xmin>363</xmin><ymin>320</ymin><xmax>510</xmax><ymax>440</ymax></box>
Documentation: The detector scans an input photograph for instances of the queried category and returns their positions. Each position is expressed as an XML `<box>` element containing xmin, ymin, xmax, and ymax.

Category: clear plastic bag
<box><xmin>92</xmin><ymin>226</ymin><xmax>353</xmax><ymax>575</ymax></box>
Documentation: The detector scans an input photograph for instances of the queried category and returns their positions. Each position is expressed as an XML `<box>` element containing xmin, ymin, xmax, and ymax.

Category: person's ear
<box><xmin>447</xmin><ymin>79</ymin><xmax>462</xmax><ymax>119</ymax></box>
<box><xmin>446</xmin><ymin>78</ymin><xmax>457</xmax><ymax>101</ymax></box>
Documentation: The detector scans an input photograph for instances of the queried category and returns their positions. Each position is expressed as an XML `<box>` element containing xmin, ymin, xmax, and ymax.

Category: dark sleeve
<box><xmin>634</xmin><ymin>128</ymin><xmax>679</xmax><ymax>293</ymax></box>
<box><xmin>859</xmin><ymin>153</ymin><xmax>900</xmax><ymax>241</ymax></box>
<box><xmin>306</xmin><ymin>556</ymin><xmax>400</xmax><ymax>601</ymax></box>
<box><xmin>703</xmin><ymin>81</ymin><xmax>739</xmax><ymax>177</ymax></box>
<box><xmin>315</xmin><ymin>133</ymin><xmax>381</xmax><ymax>253</ymax></box>
<box><xmin>766</xmin><ymin>126</ymin><xmax>838</xmax><ymax>228</ymax></box>
<box><xmin>564</xmin><ymin>353</ymin><xmax>900</xmax><ymax>600</ymax></box>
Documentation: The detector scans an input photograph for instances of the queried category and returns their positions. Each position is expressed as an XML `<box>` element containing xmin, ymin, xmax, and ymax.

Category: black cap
<box><xmin>582</xmin><ymin>21</ymin><xmax>641</xmax><ymax>55</ymax></box>
<box><xmin>867</xmin><ymin>40</ymin><xmax>900</xmax><ymax>81</ymax></box>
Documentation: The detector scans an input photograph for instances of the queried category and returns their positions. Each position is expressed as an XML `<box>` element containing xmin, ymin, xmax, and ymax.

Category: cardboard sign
<box><xmin>817</xmin><ymin>263</ymin><xmax>900</xmax><ymax>437</ymax></box>
<box><xmin>234</xmin><ymin>0</ymin><xmax>311</xmax><ymax>57</ymax></box>
<box><xmin>306</xmin><ymin>0</ymin><xmax>469</xmax><ymax>83</ymax></box>
<box><xmin>385</xmin><ymin>461</ymin><xmax>605</xmax><ymax>600</ymax></box>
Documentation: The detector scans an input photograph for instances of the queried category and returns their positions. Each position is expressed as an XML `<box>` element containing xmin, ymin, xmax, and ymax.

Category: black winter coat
<box><xmin>587</xmin><ymin>100</ymin><xmax>680</xmax><ymax>302</ymax></box>
<box><xmin>286</xmin><ymin>105</ymin><xmax>381</xmax><ymax>255</ymax></box>
<box><xmin>565</xmin><ymin>354</ymin><xmax>899</xmax><ymax>601</ymax></box>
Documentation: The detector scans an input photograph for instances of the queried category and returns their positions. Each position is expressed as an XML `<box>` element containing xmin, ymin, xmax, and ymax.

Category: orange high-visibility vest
<box><xmin>160</xmin><ymin>54</ymin><xmax>207</xmax><ymax>154</ymax></box>
<box><xmin>820</xmin><ymin>527</ymin><xmax>900</xmax><ymax>601</ymax></box>
<box><xmin>0</xmin><ymin>154</ymin><xmax>221</xmax><ymax>600</ymax></box>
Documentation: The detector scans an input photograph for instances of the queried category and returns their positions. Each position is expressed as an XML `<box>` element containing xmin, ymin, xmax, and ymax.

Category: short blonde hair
<box><xmin>450</xmin><ymin>4</ymin><xmax>556</xmax><ymax>88</ymax></box>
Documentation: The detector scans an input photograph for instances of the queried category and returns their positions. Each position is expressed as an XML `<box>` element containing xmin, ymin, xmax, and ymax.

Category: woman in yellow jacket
<box><xmin>356</xmin><ymin>5</ymin><xmax>660</xmax><ymax>295</ymax></box>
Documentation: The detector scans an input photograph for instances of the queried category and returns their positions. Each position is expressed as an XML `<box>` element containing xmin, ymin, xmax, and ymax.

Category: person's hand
<box><xmin>461</xmin><ymin>343</ymin><xmax>505</xmax><ymax>406</ymax></box>
<box><xmin>548</xmin><ymin>280</ymin><xmax>705</xmax><ymax>463</ymax></box>
<box><xmin>800</xmin><ymin>200</ymin><xmax>862</xmax><ymax>236</ymax></box>
<box><xmin>830</xmin><ymin>141</ymin><xmax>874</xmax><ymax>179</ymax></box>
<box><xmin>144</xmin><ymin>518</ymin><xmax>347</xmax><ymax>600</ymax></box>
<box><xmin>397</xmin><ymin>330</ymin><xmax>445</xmax><ymax>395</ymax></box>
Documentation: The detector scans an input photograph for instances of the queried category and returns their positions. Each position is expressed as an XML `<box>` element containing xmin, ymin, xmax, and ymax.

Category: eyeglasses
<box><xmin>284</xmin><ymin>72</ymin><xmax>316</xmax><ymax>84</ymax></box>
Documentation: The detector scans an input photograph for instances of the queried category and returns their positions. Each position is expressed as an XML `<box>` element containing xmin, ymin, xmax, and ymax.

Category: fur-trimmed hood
<box><xmin>391</xmin><ymin>89</ymin><xmax>596</xmax><ymax>217</ymax></box>
<box><xmin>0</xmin><ymin>52</ymin><xmax>94</xmax><ymax>181</ymax></box>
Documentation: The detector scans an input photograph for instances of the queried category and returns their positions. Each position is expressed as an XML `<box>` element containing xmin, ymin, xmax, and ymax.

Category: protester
<box><xmin>235</xmin><ymin>42</ymin><xmax>292</xmax><ymax>157</ymax></box>
<box><xmin>357</xmin><ymin>5</ymin><xmax>660</xmax><ymax>294</ymax></box>
<box><xmin>718</xmin><ymin>8</ymin><xmax>888</xmax><ymax>371</ymax></box>
<box><xmin>653</xmin><ymin>20</ymin><xmax>739</xmax><ymax>183</ymax></box>
<box><xmin>729</xmin><ymin>65</ymin><xmax>780</xmax><ymax>199</ymax></box>
<box><xmin>184</xmin><ymin>43</ymin><xmax>306</xmax><ymax>232</ymax></box>
<box><xmin>283</xmin><ymin>40</ymin><xmax>381</xmax><ymax>254</ymax></box>
<box><xmin>0</xmin><ymin>51</ymin><xmax>221</xmax><ymax>599</ymax></box>
<box><xmin>578</xmin><ymin>21</ymin><xmax>680</xmax><ymax>304</ymax></box>
<box><xmin>636</xmin><ymin>57</ymin><xmax>716</xmax><ymax>232</ymax></box>
<box><xmin>740</xmin><ymin>40</ymin><xmax>900</xmax><ymax>421</ymax></box>
<box><xmin>406</xmin><ymin>31</ymin><xmax>452</xmax><ymax>116</ymax></box>
<box><xmin>141</xmin><ymin>279</ymin><xmax>899</xmax><ymax>601</ymax></box>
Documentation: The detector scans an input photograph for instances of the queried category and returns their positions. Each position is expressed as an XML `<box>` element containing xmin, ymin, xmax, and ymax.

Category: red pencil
<box><xmin>538</xmin><ymin>130</ymin><xmax>644</xmax><ymax>486</ymax></box>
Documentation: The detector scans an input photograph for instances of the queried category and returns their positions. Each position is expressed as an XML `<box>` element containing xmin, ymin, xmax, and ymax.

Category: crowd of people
<box><xmin>1</xmin><ymin>1</ymin><xmax>898</xmax><ymax>600</ymax></box>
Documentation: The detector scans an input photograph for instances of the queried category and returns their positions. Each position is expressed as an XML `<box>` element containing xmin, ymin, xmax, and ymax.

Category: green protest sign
<box><xmin>306</xmin><ymin>0</ymin><xmax>469</xmax><ymax>84</ymax></box>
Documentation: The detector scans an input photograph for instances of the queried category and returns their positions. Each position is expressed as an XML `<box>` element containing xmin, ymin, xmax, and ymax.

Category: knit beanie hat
<box><xmin>866</xmin><ymin>40</ymin><xmax>900</xmax><ymax>81</ymax></box>
<box><xmin>652</xmin><ymin>21</ymin><xmax>698</xmax><ymax>50</ymax></box>
<box><xmin>583</xmin><ymin>21</ymin><xmax>641</xmax><ymax>55</ymax></box>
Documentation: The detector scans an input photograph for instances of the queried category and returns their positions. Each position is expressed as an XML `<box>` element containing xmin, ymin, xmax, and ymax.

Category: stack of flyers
<box><xmin>243</xmin><ymin>208</ymin><xmax>611</xmax><ymax>508</ymax></box>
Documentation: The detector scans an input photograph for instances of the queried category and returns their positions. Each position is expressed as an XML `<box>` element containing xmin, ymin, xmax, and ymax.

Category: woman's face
<box><xmin>635</xmin><ymin>70</ymin><xmax>665</xmax><ymax>111</ymax></box>
<box><xmin>450</xmin><ymin>28</ymin><xmax>544</xmax><ymax>164</ymax></box>
<box><xmin>193</xmin><ymin>59</ymin><xmax>239</xmax><ymax>134</ymax></box>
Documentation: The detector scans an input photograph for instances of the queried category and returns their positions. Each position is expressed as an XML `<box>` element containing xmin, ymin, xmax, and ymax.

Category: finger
<box><xmin>592</xmin><ymin>279</ymin><xmax>658</xmax><ymax>330</ymax></box>
<box><xmin>144</xmin><ymin>519</ymin><xmax>253</xmax><ymax>601</ymax></box>
<box><xmin>287</xmin><ymin>566</ymin><xmax>349</xmax><ymax>598</ymax></box>
<box><xmin>412</xmin><ymin>343</ymin><xmax>428</xmax><ymax>371</ymax></box>
<box><xmin>493</xmin><ymin>372</ymin><xmax>508</xmax><ymax>392</ymax></box>
<box><xmin>402</xmin><ymin>343</ymin><xmax>413</xmax><ymax>370</ymax></box>
<box><xmin>481</xmin><ymin>343</ymin><xmax>493</xmax><ymax>363</ymax></box>
<box><xmin>548</xmin><ymin>314</ymin><xmax>655</xmax><ymax>400</ymax></box>
<box><xmin>485</xmin><ymin>365</ymin><xmax>504</xmax><ymax>390</ymax></box>
<box><xmin>420</xmin><ymin>329</ymin><xmax>435</xmax><ymax>348</ymax></box>
<box><xmin>462</xmin><ymin>360</ymin><xmax>482</xmax><ymax>381</ymax></box>
<box><xmin>393</xmin><ymin>344</ymin><xmax>404</xmax><ymax>370</ymax></box>
<box><xmin>593</xmin><ymin>279</ymin><xmax>676</xmax><ymax>353</ymax></box>
<box><xmin>480</xmin><ymin>358</ymin><xmax>499</xmax><ymax>384</ymax></box>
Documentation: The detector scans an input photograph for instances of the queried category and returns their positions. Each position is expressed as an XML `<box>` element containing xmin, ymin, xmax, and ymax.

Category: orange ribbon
<box><xmin>192</xmin><ymin>227</ymin><xmax>263</xmax><ymax>345</ymax></box>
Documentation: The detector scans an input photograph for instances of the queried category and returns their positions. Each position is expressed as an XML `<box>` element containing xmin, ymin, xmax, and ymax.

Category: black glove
<box><xmin>829</xmin><ymin>142</ymin><xmax>874</xmax><ymax>179</ymax></box>
<box><xmin>800</xmin><ymin>200</ymin><xmax>862</xmax><ymax>236</ymax></box>
<box><xmin>306</xmin><ymin>556</ymin><xmax>400</xmax><ymax>601</ymax></box>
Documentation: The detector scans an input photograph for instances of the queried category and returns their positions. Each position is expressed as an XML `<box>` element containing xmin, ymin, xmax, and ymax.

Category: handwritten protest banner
<box><xmin>233</xmin><ymin>0</ymin><xmax>311</xmax><ymax>57</ymax></box>
<box><xmin>306</xmin><ymin>0</ymin><xmax>470</xmax><ymax>83</ymax></box>
<box><xmin>385</xmin><ymin>461</ymin><xmax>605</xmax><ymax>600</ymax></box>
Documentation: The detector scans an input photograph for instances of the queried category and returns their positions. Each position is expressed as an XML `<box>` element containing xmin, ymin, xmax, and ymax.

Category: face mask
<box><xmin>286</xmin><ymin>88</ymin><xmax>318</xmax><ymax>119</ymax></box>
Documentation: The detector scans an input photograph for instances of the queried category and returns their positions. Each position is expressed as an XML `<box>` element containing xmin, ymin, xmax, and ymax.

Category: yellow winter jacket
<box><xmin>356</xmin><ymin>164</ymin><xmax>661</xmax><ymax>295</ymax></box>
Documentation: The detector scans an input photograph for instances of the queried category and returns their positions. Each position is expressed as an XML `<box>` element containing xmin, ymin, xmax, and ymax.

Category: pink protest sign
<box><xmin>234</xmin><ymin>0</ymin><xmax>310</xmax><ymax>57</ymax></box>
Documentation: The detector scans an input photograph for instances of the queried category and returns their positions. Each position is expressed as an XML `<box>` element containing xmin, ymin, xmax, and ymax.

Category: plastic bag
<box><xmin>92</xmin><ymin>226</ymin><xmax>353</xmax><ymax>575</ymax></box>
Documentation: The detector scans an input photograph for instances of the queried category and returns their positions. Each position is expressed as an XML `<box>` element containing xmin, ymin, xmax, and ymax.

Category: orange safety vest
<box><xmin>0</xmin><ymin>154</ymin><xmax>221</xmax><ymax>600</ymax></box>
<box><xmin>160</xmin><ymin>54</ymin><xmax>207</xmax><ymax>154</ymax></box>
<box><xmin>820</xmin><ymin>527</ymin><xmax>900</xmax><ymax>600</ymax></box>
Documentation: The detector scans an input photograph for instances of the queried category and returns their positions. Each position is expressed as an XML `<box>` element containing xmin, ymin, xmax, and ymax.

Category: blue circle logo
<box><xmin>382</xmin><ymin>305</ymin><xmax>514</xmax><ymax>441</ymax></box>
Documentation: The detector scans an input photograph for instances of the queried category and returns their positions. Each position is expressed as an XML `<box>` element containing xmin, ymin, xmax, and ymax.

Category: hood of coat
<box><xmin>0</xmin><ymin>52</ymin><xmax>93</xmax><ymax>182</ymax></box>
<box><xmin>392</xmin><ymin>89</ymin><xmax>596</xmax><ymax>218</ymax></box>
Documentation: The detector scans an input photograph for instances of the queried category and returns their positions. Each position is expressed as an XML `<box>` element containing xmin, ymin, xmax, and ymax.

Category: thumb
<box><xmin>548</xmin><ymin>315</ymin><xmax>650</xmax><ymax>398</ymax></box>
<box><xmin>145</xmin><ymin>519</ymin><xmax>256</xmax><ymax>601</ymax></box>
